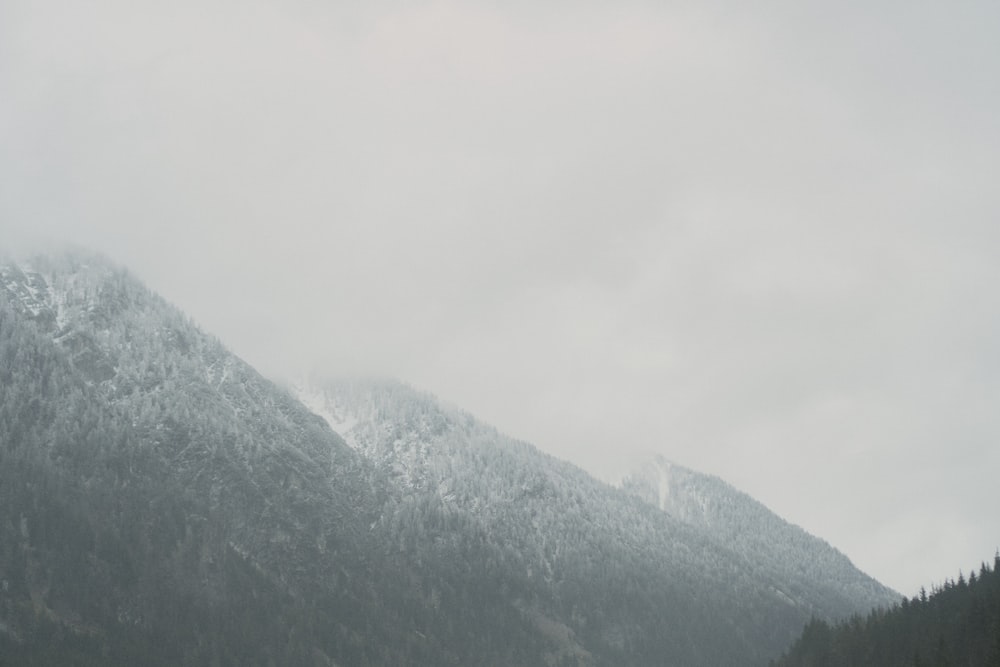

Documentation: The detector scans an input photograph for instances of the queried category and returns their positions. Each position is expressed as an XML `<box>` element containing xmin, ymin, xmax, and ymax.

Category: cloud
<box><xmin>2</xmin><ymin>0</ymin><xmax>999</xmax><ymax>595</ymax></box>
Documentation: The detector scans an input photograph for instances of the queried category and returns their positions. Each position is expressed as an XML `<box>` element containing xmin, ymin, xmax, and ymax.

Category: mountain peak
<box><xmin>623</xmin><ymin>452</ymin><xmax>899</xmax><ymax>614</ymax></box>
<box><xmin>2</xmin><ymin>250</ymin><xmax>149</xmax><ymax>333</ymax></box>
<box><xmin>1</xmin><ymin>253</ymin><xmax>901</xmax><ymax>666</ymax></box>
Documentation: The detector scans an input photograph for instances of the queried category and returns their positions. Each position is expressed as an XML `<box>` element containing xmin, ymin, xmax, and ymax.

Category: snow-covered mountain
<box><xmin>0</xmin><ymin>252</ymin><xmax>388</xmax><ymax>664</ymax></box>
<box><xmin>295</xmin><ymin>375</ymin><xmax>900</xmax><ymax>659</ymax></box>
<box><xmin>622</xmin><ymin>456</ymin><xmax>895</xmax><ymax>618</ymax></box>
<box><xmin>0</xmin><ymin>250</ymin><xmax>900</xmax><ymax>666</ymax></box>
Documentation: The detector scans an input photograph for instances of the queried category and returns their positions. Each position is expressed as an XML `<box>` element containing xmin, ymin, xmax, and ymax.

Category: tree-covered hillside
<box><xmin>772</xmin><ymin>553</ymin><xmax>1000</xmax><ymax>667</ymax></box>
<box><xmin>622</xmin><ymin>456</ymin><xmax>896</xmax><ymax>621</ymax></box>
<box><xmin>0</xmin><ymin>250</ymin><xmax>902</xmax><ymax>666</ymax></box>
<box><xmin>0</xmin><ymin>254</ymin><xmax>397</xmax><ymax>665</ymax></box>
<box><xmin>298</xmin><ymin>377</ymin><xmax>900</xmax><ymax>665</ymax></box>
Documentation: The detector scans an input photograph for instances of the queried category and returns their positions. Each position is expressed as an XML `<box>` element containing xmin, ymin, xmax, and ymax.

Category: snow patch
<box><xmin>292</xmin><ymin>381</ymin><xmax>359</xmax><ymax>447</ymax></box>
<box><xmin>657</xmin><ymin>459</ymin><xmax>672</xmax><ymax>511</ymax></box>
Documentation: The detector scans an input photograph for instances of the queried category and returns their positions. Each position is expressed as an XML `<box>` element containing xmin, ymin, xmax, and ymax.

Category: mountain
<box><xmin>622</xmin><ymin>456</ymin><xmax>895</xmax><ymax>620</ymax></box>
<box><xmin>0</xmin><ymin>251</ymin><xmax>393</xmax><ymax>665</ymax></box>
<box><xmin>294</xmin><ymin>376</ymin><xmax>901</xmax><ymax>664</ymax></box>
<box><xmin>1</xmin><ymin>250</ymin><xmax>899</xmax><ymax>666</ymax></box>
<box><xmin>771</xmin><ymin>553</ymin><xmax>1000</xmax><ymax>666</ymax></box>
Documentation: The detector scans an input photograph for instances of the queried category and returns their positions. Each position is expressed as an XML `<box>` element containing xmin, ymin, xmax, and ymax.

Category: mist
<box><xmin>3</xmin><ymin>0</ymin><xmax>999</xmax><ymax>594</ymax></box>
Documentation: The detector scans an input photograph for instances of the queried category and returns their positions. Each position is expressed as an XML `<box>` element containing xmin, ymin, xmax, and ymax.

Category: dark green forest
<box><xmin>773</xmin><ymin>553</ymin><xmax>1000</xmax><ymax>667</ymax></box>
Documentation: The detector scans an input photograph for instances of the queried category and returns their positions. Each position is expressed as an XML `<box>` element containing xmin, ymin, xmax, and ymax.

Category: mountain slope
<box><xmin>0</xmin><ymin>252</ymin><xmax>397</xmax><ymax>665</ymax></box>
<box><xmin>0</xmin><ymin>252</ymin><xmax>570</xmax><ymax>665</ymax></box>
<box><xmin>1</xmin><ymin>249</ymin><xmax>901</xmax><ymax>666</ymax></box>
<box><xmin>295</xmin><ymin>376</ymin><xmax>901</xmax><ymax>665</ymax></box>
<box><xmin>622</xmin><ymin>456</ymin><xmax>896</xmax><ymax>620</ymax></box>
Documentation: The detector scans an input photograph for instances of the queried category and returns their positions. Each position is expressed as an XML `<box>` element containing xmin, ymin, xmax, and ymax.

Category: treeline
<box><xmin>773</xmin><ymin>553</ymin><xmax>1000</xmax><ymax>667</ymax></box>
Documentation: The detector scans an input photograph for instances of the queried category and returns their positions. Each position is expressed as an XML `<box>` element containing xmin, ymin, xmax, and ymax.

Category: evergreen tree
<box><xmin>774</xmin><ymin>554</ymin><xmax>1000</xmax><ymax>667</ymax></box>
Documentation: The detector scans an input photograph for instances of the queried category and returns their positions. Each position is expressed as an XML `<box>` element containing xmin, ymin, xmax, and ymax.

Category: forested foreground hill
<box><xmin>1</xmin><ymin>250</ymin><xmax>898</xmax><ymax>666</ymax></box>
<box><xmin>772</xmin><ymin>553</ymin><xmax>1000</xmax><ymax>667</ymax></box>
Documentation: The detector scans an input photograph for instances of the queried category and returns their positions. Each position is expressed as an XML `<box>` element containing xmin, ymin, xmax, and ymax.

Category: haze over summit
<box><xmin>3</xmin><ymin>0</ymin><xmax>1000</xmax><ymax>596</ymax></box>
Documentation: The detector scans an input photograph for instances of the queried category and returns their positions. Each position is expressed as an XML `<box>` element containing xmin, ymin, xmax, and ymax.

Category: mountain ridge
<box><xmin>1</xmin><ymin>250</ymin><xmax>901</xmax><ymax>666</ymax></box>
<box><xmin>294</xmin><ymin>375</ymin><xmax>899</xmax><ymax>627</ymax></box>
<box><xmin>622</xmin><ymin>455</ymin><xmax>897</xmax><ymax>617</ymax></box>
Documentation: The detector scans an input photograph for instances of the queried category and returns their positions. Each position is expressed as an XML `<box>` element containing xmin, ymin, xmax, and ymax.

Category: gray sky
<box><xmin>3</xmin><ymin>0</ymin><xmax>999</xmax><ymax>595</ymax></box>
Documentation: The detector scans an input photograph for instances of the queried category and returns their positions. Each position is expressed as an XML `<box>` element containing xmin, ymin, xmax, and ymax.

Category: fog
<box><xmin>3</xmin><ymin>0</ymin><xmax>999</xmax><ymax>595</ymax></box>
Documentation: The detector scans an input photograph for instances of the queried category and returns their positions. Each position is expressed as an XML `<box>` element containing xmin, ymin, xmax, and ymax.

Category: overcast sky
<box><xmin>3</xmin><ymin>0</ymin><xmax>999</xmax><ymax>596</ymax></box>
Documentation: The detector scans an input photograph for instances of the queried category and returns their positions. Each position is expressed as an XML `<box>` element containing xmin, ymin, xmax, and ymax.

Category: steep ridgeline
<box><xmin>296</xmin><ymin>377</ymin><xmax>901</xmax><ymax>666</ymax></box>
<box><xmin>621</xmin><ymin>457</ymin><xmax>898</xmax><ymax>621</ymax></box>
<box><xmin>0</xmin><ymin>252</ymin><xmax>396</xmax><ymax>665</ymax></box>
<box><xmin>0</xmin><ymin>250</ymin><xmax>902</xmax><ymax>666</ymax></box>
<box><xmin>772</xmin><ymin>553</ymin><xmax>1000</xmax><ymax>667</ymax></box>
